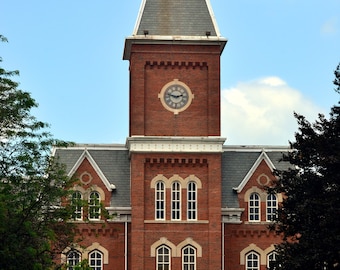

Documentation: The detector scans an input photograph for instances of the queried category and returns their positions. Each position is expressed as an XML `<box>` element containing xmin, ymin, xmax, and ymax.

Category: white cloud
<box><xmin>321</xmin><ymin>17</ymin><xmax>338</xmax><ymax>36</ymax></box>
<box><xmin>221</xmin><ymin>77</ymin><xmax>322</xmax><ymax>146</ymax></box>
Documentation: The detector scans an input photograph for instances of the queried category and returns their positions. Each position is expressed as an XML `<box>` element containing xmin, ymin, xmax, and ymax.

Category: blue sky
<box><xmin>1</xmin><ymin>0</ymin><xmax>339</xmax><ymax>145</ymax></box>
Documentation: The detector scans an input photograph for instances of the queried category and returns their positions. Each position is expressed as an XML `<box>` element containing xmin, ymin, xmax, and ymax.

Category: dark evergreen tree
<box><xmin>269</xmin><ymin>64</ymin><xmax>340</xmax><ymax>269</ymax></box>
<box><xmin>0</xmin><ymin>36</ymin><xmax>75</xmax><ymax>269</ymax></box>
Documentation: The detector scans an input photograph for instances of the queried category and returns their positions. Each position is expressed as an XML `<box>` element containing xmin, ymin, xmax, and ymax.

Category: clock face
<box><xmin>158</xmin><ymin>79</ymin><xmax>194</xmax><ymax>114</ymax></box>
<box><xmin>164</xmin><ymin>84</ymin><xmax>189</xmax><ymax>109</ymax></box>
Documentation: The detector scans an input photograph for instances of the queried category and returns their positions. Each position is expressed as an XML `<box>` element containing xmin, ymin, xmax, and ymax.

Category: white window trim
<box><xmin>171</xmin><ymin>181</ymin><xmax>181</xmax><ymax>221</ymax></box>
<box><xmin>182</xmin><ymin>245</ymin><xmax>196</xmax><ymax>270</ymax></box>
<box><xmin>88</xmin><ymin>191</ymin><xmax>101</xmax><ymax>221</ymax></box>
<box><xmin>187</xmin><ymin>182</ymin><xmax>197</xmax><ymax>221</ymax></box>
<box><xmin>266</xmin><ymin>194</ymin><xmax>278</xmax><ymax>222</ymax></box>
<box><xmin>155</xmin><ymin>181</ymin><xmax>166</xmax><ymax>220</ymax></box>
<box><xmin>248</xmin><ymin>192</ymin><xmax>261</xmax><ymax>222</ymax></box>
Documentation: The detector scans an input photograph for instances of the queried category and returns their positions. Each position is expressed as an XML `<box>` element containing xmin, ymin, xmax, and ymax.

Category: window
<box><xmin>171</xmin><ymin>182</ymin><xmax>181</xmax><ymax>220</ymax></box>
<box><xmin>267</xmin><ymin>252</ymin><xmax>277</xmax><ymax>269</ymax></box>
<box><xmin>71</xmin><ymin>191</ymin><xmax>83</xmax><ymax>220</ymax></box>
<box><xmin>187</xmin><ymin>182</ymin><xmax>197</xmax><ymax>220</ymax></box>
<box><xmin>89</xmin><ymin>191</ymin><xmax>101</xmax><ymax>220</ymax></box>
<box><xmin>156</xmin><ymin>245</ymin><xmax>171</xmax><ymax>270</ymax></box>
<box><xmin>182</xmin><ymin>246</ymin><xmax>196</xmax><ymax>270</ymax></box>
<box><xmin>246</xmin><ymin>251</ymin><xmax>259</xmax><ymax>270</ymax></box>
<box><xmin>155</xmin><ymin>181</ymin><xmax>166</xmax><ymax>220</ymax></box>
<box><xmin>89</xmin><ymin>250</ymin><xmax>103</xmax><ymax>270</ymax></box>
<box><xmin>249</xmin><ymin>193</ymin><xmax>260</xmax><ymax>221</ymax></box>
<box><xmin>67</xmin><ymin>250</ymin><xmax>81</xmax><ymax>270</ymax></box>
<box><xmin>266</xmin><ymin>194</ymin><xmax>277</xmax><ymax>221</ymax></box>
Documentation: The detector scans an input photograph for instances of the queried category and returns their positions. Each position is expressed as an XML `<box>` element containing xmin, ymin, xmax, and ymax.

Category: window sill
<box><xmin>144</xmin><ymin>220</ymin><xmax>209</xmax><ymax>224</ymax></box>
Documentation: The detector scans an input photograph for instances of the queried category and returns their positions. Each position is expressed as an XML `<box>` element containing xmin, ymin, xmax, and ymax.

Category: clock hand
<box><xmin>168</xmin><ymin>93</ymin><xmax>183</xmax><ymax>98</ymax></box>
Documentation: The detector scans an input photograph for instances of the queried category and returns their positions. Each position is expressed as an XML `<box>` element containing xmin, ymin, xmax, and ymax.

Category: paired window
<box><xmin>71</xmin><ymin>191</ymin><xmax>83</xmax><ymax>220</ymax></box>
<box><xmin>89</xmin><ymin>250</ymin><xmax>103</xmax><ymax>270</ymax></box>
<box><xmin>248</xmin><ymin>192</ymin><xmax>277</xmax><ymax>222</ymax></box>
<box><xmin>155</xmin><ymin>180</ymin><xmax>197</xmax><ymax>221</ymax></box>
<box><xmin>267</xmin><ymin>252</ymin><xmax>277</xmax><ymax>269</ymax></box>
<box><xmin>182</xmin><ymin>246</ymin><xmax>196</xmax><ymax>270</ymax></box>
<box><xmin>155</xmin><ymin>245</ymin><xmax>197</xmax><ymax>270</ymax></box>
<box><xmin>66</xmin><ymin>250</ymin><xmax>81</xmax><ymax>270</ymax></box>
<box><xmin>89</xmin><ymin>191</ymin><xmax>101</xmax><ymax>221</ymax></box>
<box><xmin>156</xmin><ymin>245</ymin><xmax>171</xmax><ymax>270</ymax></box>
<box><xmin>266</xmin><ymin>194</ymin><xmax>277</xmax><ymax>221</ymax></box>
<box><xmin>70</xmin><ymin>188</ymin><xmax>104</xmax><ymax>221</ymax></box>
<box><xmin>246</xmin><ymin>251</ymin><xmax>259</xmax><ymax>270</ymax></box>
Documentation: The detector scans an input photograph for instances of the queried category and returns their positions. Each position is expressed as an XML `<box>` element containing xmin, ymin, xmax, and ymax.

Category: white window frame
<box><xmin>182</xmin><ymin>245</ymin><xmax>196</xmax><ymax>270</ymax></box>
<box><xmin>71</xmin><ymin>191</ymin><xmax>83</xmax><ymax>221</ymax></box>
<box><xmin>89</xmin><ymin>191</ymin><xmax>101</xmax><ymax>221</ymax></box>
<box><xmin>171</xmin><ymin>181</ymin><xmax>181</xmax><ymax>221</ymax></box>
<box><xmin>89</xmin><ymin>250</ymin><xmax>103</xmax><ymax>270</ymax></box>
<box><xmin>266</xmin><ymin>194</ymin><xmax>277</xmax><ymax>222</ymax></box>
<box><xmin>187</xmin><ymin>182</ymin><xmax>197</xmax><ymax>221</ymax></box>
<box><xmin>156</xmin><ymin>245</ymin><xmax>171</xmax><ymax>270</ymax></box>
<box><xmin>246</xmin><ymin>251</ymin><xmax>260</xmax><ymax>270</ymax></box>
<box><xmin>267</xmin><ymin>251</ymin><xmax>277</xmax><ymax>269</ymax></box>
<box><xmin>155</xmin><ymin>181</ymin><xmax>166</xmax><ymax>220</ymax></box>
<box><xmin>249</xmin><ymin>192</ymin><xmax>260</xmax><ymax>222</ymax></box>
<box><xmin>67</xmin><ymin>250</ymin><xmax>81</xmax><ymax>270</ymax></box>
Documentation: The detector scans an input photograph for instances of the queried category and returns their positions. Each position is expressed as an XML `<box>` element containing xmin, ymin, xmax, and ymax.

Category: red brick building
<box><xmin>54</xmin><ymin>0</ymin><xmax>290</xmax><ymax>269</ymax></box>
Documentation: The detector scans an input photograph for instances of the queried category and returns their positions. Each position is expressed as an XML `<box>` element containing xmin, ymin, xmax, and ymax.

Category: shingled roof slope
<box><xmin>54</xmin><ymin>146</ymin><xmax>131</xmax><ymax>207</ymax></box>
<box><xmin>134</xmin><ymin>0</ymin><xmax>219</xmax><ymax>37</ymax></box>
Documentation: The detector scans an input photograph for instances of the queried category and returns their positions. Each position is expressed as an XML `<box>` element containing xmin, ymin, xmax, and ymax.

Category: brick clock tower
<box><xmin>124</xmin><ymin>0</ymin><xmax>227</xmax><ymax>269</ymax></box>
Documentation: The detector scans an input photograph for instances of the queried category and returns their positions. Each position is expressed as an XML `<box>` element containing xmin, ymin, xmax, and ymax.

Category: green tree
<box><xmin>0</xmin><ymin>36</ymin><xmax>75</xmax><ymax>269</ymax></box>
<box><xmin>269</xmin><ymin>64</ymin><xmax>340</xmax><ymax>269</ymax></box>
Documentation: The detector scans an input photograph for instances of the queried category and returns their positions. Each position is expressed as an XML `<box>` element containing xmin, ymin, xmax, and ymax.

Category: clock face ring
<box><xmin>158</xmin><ymin>79</ymin><xmax>194</xmax><ymax>114</ymax></box>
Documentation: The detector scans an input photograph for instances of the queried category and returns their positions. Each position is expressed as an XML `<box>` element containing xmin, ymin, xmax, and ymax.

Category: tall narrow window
<box><xmin>187</xmin><ymin>182</ymin><xmax>197</xmax><ymax>220</ymax></box>
<box><xmin>246</xmin><ymin>251</ymin><xmax>259</xmax><ymax>270</ymax></box>
<box><xmin>156</xmin><ymin>245</ymin><xmax>170</xmax><ymax>270</ymax></box>
<box><xmin>67</xmin><ymin>250</ymin><xmax>81</xmax><ymax>270</ymax></box>
<box><xmin>89</xmin><ymin>250</ymin><xmax>103</xmax><ymax>270</ymax></box>
<box><xmin>249</xmin><ymin>193</ymin><xmax>260</xmax><ymax>221</ymax></box>
<box><xmin>182</xmin><ymin>245</ymin><xmax>196</xmax><ymax>270</ymax></box>
<box><xmin>89</xmin><ymin>191</ymin><xmax>101</xmax><ymax>220</ymax></box>
<box><xmin>155</xmin><ymin>181</ymin><xmax>165</xmax><ymax>220</ymax></box>
<box><xmin>266</xmin><ymin>194</ymin><xmax>277</xmax><ymax>221</ymax></box>
<box><xmin>267</xmin><ymin>252</ymin><xmax>277</xmax><ymax>269</ymax></box>
<box><xmin>71</xmin><ymin>191</ymin><xmax>82</xmax><ymax>221</ymax></box>
<box><xmin>171</xmin><ymin>182</ymin><xmax>181</xmax><ymax>220</ymax></box>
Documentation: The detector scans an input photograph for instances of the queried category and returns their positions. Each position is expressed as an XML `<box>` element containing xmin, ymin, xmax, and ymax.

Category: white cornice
<box><xmin>126</xmin><ymin>136</ymin><xmax>226</xmax><ymax>154</ymax></box>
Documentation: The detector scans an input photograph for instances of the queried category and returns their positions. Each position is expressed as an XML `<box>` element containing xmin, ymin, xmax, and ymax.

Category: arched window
<box><xmin>171</xmin><ymin>182</ymin><xmax>181</xmax><ymax>220</ymax></box>
<box><xmin>89</xmin><ymin>191</ymin><xmax>101</xmax><ymax>220</ymax></box>
<box><xmin>266</xmin><ymin>194</ymin><xmax>277</xmax><ymax>221</ymax></box>
<box><xmin>267</xmin><ymin>251</ymin><xmax>277</xmax><ymax>269</ymax></box>
<box><xmin>71</xmin><ymin>191</ymin><xmax>82</xmax><ymax>221</ymax></box>
<box><xmin>156</xmin><ymin>245</ymin><xmax>171</xmax><ymax>270</ymax></box>
<box><xmin>155</xmin><ymin>181</ymin><xmax>165</xmax><ymax>220</ymax></box>
<box><xmin>89</xmin><ymin>250</ymin><xmax>103</xmax><ymax>270</ymax></box>
<box><xmin>67</xmin><ymin>250</ymin><xmax>81</xmax><ymax>270</ymax></box>
<box><xmin>182</xmin><ymin>245</ymin><xmax>196</xmax><ymax>270</ymax></box>
<box><xmin>249</xmin><ymin>193</ymin><xmax>260</xmax><ymax>221</ymax></box>
<box><xmin>246</xmin><ymin>251</ymin><xmax>259</xmax><ymax>270</ymax></box>
<box><xmin>187</xmin><ymin>182</ymin><xmax>197</xmax><ymax>220</ymax></box>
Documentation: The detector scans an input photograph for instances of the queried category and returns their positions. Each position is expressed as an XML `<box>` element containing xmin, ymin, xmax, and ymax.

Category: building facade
<box><xmin>55</xmin><ymin>0</ymin><xmax>289</xmax><ymax>269</ymax></box>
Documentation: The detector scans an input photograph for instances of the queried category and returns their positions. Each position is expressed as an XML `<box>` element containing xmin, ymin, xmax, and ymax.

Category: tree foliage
<box><xmin>0</xmin><ymin>36</ymin><xmax>75</xmax><ymax>269</ymax></box>
<box><xmin>269</xmin><ymin>64</ymin><xmax>340</xmax><ymax>269</ymax></box>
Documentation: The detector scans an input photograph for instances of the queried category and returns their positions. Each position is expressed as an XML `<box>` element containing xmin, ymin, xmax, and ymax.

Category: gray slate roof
<box><xmin>54</xmin><ymin>146</ymin><xmax>131</xmax><ymax>207</ymax></box>
<box><xmin>134</xmin><ymin>0</ymin><xmax>219</xmax><ymax>37</ymax></box>
<box><xmin>55</xmin><ymin>145</ymin><xmax>290</xmax><ymax>210</ymax></box>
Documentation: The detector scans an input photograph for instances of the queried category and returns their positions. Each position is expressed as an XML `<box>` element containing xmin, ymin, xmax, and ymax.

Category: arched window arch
<box><xmin>156</xmin><ymin>245</ymin><xmax>171</xmax><ymax>270</ymax></box>
<box><xmin>89</xmin><ymin>191</ymin><xmax>101</xmax><ymax>220</ymax></box>
<box><xmin>246</xmin><ymin>251</ymin><xmax>260</xmax><ymax>270</ymax></box>
<box><xmin>71</xmin><ymin>191</ymin><xmax>83</xmax><ymax>221</ymax></box>
<box><xmin>171</xmin><ymin>181</ymin><xmax>181</xmax><ymax>220</ymax></box>
<box><xmin>89</xmin><ymin>250</ymin><xmax>103</xmax><ymax>270</ymax></box>
<box><xmin>182</xmin><ymin>245</ymin><xmax>196</xmax><ymax>270</ymax></box>
<box><xmin>155</xmin><ymin>181</ymin><xmax>165</xmax><ymax>220</ymax></box>
<box><xmin>267</xmin><ymin>251</ymin><xmax>277</xmax><ymax>269</ymax></box>
<box><xmin>249</xmin><ymin>192</ymin><xmax>260</xmax><ymax>221</ymax></box>
<box><xmin>66</xmin><ymin>250</ymin><xmax>81</xmax><ymax>270</ymax></box>
<box><xmin>266</xmin><ymin>194</ymin><xmax>277</xmax><ymax>221</ymax></box>
<box><xmin>187</xmin><ymin>182</ymin><xmax>197</xmax><ymax>220</ymax></box>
